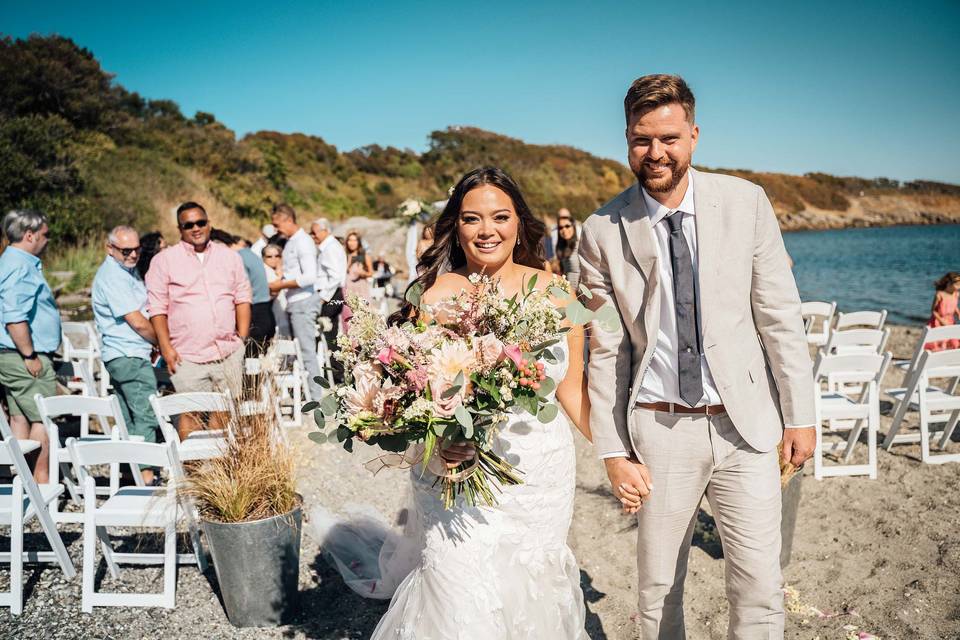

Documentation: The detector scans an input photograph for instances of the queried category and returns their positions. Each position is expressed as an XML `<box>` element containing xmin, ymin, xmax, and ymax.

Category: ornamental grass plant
<box><xmin>178</xmin><ymin>381</ymin><xmax>299</xmax><ymax>523</ymax></box>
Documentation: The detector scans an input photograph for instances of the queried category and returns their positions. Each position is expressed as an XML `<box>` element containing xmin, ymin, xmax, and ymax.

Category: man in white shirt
<box><xmin>310</xmin><ymin>218</ymin><xmax>347</xmax><ymax>384</ymax></box>
<box><xmin>269</xmin><ymin>204</ymin><xmax>323</xmax><ymax>399</ymax></box>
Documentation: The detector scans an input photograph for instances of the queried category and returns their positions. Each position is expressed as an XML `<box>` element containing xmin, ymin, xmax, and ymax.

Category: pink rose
<box><xmin>377</xmin><ymin>347</ymin><xmax>396</xmax><ymax>366</ymax></box>
<box><xmin>405</xmin><ymin>366</ymin><xmax>429</xmax><ymax>392</ymax></box>
<box><xmin>429</xmin><ymin>376</ymin><xmax>464</xmax><ymax>418</ymax></box>
<box><xmin>474</xmin><ymin>333</ymin><xmax>505</xmax><ymax>367</ymax></box>
<box><xmin>503</xmin><ymin>344</ymin><xmax>524</xmax><ymax>368</ymax></box>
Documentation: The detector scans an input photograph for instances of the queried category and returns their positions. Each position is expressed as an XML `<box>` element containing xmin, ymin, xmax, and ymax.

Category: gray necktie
<box><xmin>665</xmin><ymin>211</ymin><xmax>703</xmax><ymax>406</ymax></box>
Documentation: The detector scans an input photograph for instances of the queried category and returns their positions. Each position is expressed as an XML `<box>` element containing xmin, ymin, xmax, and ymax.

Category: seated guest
<box><xmin>136</xmin><ymin>231</ymin><xmax>167</xmax><ymax>279</ymax></box>
<box><xmin>0</xmin><ymin>210</ymin><xmax>58</xmax><ymax>482</ymax></box>
<box><xmin>146</xmin><ymin>202</ymin><xmax>251</xmax><ymax>439</ymax></box>
<box><xmin>92</xmin><ymin>225</ymin><xmax>160</xmax><ymax>483</ymax></box>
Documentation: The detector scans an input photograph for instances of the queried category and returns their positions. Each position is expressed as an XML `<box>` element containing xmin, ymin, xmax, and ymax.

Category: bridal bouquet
<box><xmin>306</xmin><ymin>273</ymin><xmax>613</xmax><ymax>508</ymax></box>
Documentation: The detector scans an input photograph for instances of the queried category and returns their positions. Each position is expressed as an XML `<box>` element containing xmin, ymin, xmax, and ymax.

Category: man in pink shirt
<box><xmin>146</xmin><ymin>202</ymin><xmax>251</xmax><ymax>435</ymax></box>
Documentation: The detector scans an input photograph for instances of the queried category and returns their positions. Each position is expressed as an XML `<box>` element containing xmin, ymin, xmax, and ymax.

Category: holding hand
<box><xmin>604</xmin><ymin>456</ymin><xmax>653</xmax><ymax>515</ymax></box>
<box><xmin>23</xmin><ymin>356</ymin><xmax>42</xmax><ymax>378</ymax></box>
<box><xmin>161</xmin><ymin>346</ymin><xmax>182</xmax><ymax>374</ymax></box>
<box><xmin>439</xmin><ymin>441</ymin><xmax>476</xmax><ymax>469</ymax></box>
<box><xmin>781</xmin><ymin>426</ymin><xmax>816</xmax><ymax>469</ymax></box>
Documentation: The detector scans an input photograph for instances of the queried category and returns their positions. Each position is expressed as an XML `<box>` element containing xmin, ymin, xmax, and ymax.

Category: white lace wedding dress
<box><xmin>314</xmin><ymin>341</ymin><xmax>587</xmax><ymax>639</ymax></box>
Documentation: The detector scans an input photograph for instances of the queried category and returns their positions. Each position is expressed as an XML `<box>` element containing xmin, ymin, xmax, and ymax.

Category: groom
<box><xmin>579</xmin><ymin>74</ymin><xmax>816</xmax><ymax>638</ymax></box>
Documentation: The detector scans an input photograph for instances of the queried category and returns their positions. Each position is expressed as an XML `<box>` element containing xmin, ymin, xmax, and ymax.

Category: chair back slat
<box><xmin>814</xmin><ymin>352</ymin><xmax>887</xmax><ymax>381</ymax></box>
<box><xmin>801</xmin><ymin>301</ymin><xmax>835</xmax><ymax>318</ymax></box>
<box><xmin>835</xmin><ymin>310</ymin><xmax>887</xmax><ymax>331</ymax></box>
<box><xmin>67</xmin><ymin>438</ymin><xmax>171</xmax><ymax>469</ymax></box>
<box><xmin>918</xmin><ymin>348</ymin><xmax>960</xmax><ymax>380</ymax></box>
<box><xmin>36</xmin><ymin>394</ymin><xmax>118</xmax><ymax>418</ymax></box>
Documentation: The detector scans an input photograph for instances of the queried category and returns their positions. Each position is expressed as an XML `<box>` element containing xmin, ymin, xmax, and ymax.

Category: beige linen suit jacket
<box><xmin>579</xmin><ymin>168</ymin><xmax>816</xmax><ymax>458</ymax></box>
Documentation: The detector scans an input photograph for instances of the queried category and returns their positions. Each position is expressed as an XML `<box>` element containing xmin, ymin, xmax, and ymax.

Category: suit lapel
<box><xmin>618</xmin><ymin>184</ymin><xmax>658</xmax><ymax>280</ymax></box>
<box><xmin>692</xmin><ymin>169</ymin><xmax>722</xmax><ymax>345</ymax></box>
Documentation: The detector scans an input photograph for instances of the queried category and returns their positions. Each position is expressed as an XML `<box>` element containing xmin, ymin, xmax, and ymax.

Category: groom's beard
<box><xmin>633</xmin><ymin>158</ymin><xmax>690</xmax><ymax>194</ymax></box>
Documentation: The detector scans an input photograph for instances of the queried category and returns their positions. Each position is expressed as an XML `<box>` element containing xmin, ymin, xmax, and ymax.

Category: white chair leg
<box><xmin>163</xmin><ymin>521</ymin><xmax>177</xmax><ymax>608</ymax></box>
<box><xmin>814</xmin><ymin>421</ymin><xmax>824</xmax><ymax>480</ymax></box>
<box><xmin>939</xmin><ymin>409</ymin><xmax>960</xmax><ymax>449</ymax></box>
<box><xmin>10</xmin><ymin>477</ymin><xmax>24</xmax><ymax>615</ymax></box>
<box><xmin>96</xmin><ymin>526</ymin><xmax>121</xmax><ymax>580</ymax></box>
<box><xmin>182</xmin><ymin>506</ymin><xmax>208</xmax><ymax>572</ymax></box>
<box><xmin>842</xmin><ymin>417</ymin><xmax>865</xmax><ymax>463</ymax></box>
<box><xmin>868</xmin><ymin>388</ymin><xmax>879</xmax><ymax>479</ymax></box>
<box><xmin>82</xmin><ymin>488</ymin><xmax>97</xmax><ymax>613</ymax></box>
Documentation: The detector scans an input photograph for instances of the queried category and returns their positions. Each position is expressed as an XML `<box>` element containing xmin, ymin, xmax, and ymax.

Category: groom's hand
<box><xmin>781</xmin><ymin>426</ymin><xmax>816</xmax><ymax>468</ymax></box>
<box><xmin>603</xmin><ymin>456</ymin><xmax>652</xmax><ymax>515</ymax></box>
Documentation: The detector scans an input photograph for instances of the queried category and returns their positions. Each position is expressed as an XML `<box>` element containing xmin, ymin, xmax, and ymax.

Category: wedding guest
<box><xmin>146</xmin><ymin>202</ymin><xmax>251</xmax><ymax>439</ymax></box>
<box><xmin>269</xmin><ymin>203</ymin><xmax>324</xmax><ymax>400</ymax></box>
<box><xmin>372</xmin><ymin>255</ymin><xmax>393</xmax><ymax>289</ymax></box>
<box><xmin>342</xmin><ymin>230</ymin><xmax>374</xmax><ymax>333</ymax></box>
<box><xmin>214</xmin><ymin>229</ymin><xmax>276</xmax><ymax>354</ymax></box>
<box><xmin>555</xmin><ymin>215</ymin><xmax>581</xmax><ymax>291</ymax></box>
<box><xmin>541</xmin><ymin>211</ymin><xmax>557</xmax><ymax>261</ymax></box>
<box><xmin>250</xmin><ymin>223</ymin><xmax>276</xmax><ymax>257</ymax></box>
<box><xmin>262</xmin><ymin>242</ymin><xmax>290</xmax><ymax>338</ymax></box>
<box><xmin>415</xmin><ymin>224</ymin><xmax>434</xmax><ymax>261</ymax></box>
<box><xmin>136</xmin><ymin>231</ymin><xmax>167</xmax><ymax>279</ymax></box>
<box><xmin>92</xmin><ymin>225</ymin><xmax>159</xmax><ymax>483</ymax></box>
<box><xmin>311</xmin><ymin>218</ymin><xmax>347</xmax><ymax>383</ymax></box>
<box><xmin>0</xmin><ymin>209</ymin><xmax>57</xmax><ymax>481</ymax></box>
<box><xmin>926</xmin><ymin>272</ymin><xmax>960</xmax><ymax>351</ymax></box>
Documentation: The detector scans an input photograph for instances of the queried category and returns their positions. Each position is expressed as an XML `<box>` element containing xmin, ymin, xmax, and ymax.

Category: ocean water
<box><xmin>783</xmin><ymin>224</ymin><xmax>960</xmax><ymax>325</ymax></box>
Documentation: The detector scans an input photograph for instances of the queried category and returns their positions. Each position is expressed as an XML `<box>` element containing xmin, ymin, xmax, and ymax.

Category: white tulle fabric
<box><xmin>311</xmin><ymin>341</ymin><xmax>586</xmax><ymax>639</ymax></box>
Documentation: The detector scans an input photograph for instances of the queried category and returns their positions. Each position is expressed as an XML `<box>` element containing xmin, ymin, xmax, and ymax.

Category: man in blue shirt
<box><xmin>0</xmin><ymin>210</ymin><xmax>59</xmax><ymax>482</ymax></box>
<box><xmin>92</xmin><ymin>225</ymin><xmax>160</xmax><ymax>484</ymax></box>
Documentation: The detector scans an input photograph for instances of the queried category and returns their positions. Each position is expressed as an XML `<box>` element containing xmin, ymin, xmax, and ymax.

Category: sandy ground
<box><xmin>2</xmin><ymin>324</ymin><xmax>959</xmax><ymax>639</ymax></box>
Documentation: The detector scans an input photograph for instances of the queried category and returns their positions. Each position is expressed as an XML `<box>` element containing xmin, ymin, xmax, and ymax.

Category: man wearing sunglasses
<box><xmin>146</xmin><ymin>202</ymin><xmax>251</xmax><ymax>437</ymax></box>
<box><xmin>92</xmin><ymin>225</ymin><xmax>160</xmax><ymax>483</ymax></box>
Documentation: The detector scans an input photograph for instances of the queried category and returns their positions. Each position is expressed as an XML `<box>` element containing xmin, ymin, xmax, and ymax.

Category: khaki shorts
<box><xmin>169</xmin><ymin>348</ymin><xmax>243</xmax><ymax>396</ymax></box>
<box><xmin>0</xmin><ymin>352</ymin><xmax>57</xmax><ymax>422</ymax></box>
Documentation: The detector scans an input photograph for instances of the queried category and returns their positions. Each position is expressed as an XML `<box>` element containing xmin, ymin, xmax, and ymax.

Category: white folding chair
<box><xmin>315</xmin><ymin>332</ymin><xmax>336</xmax><ymax>389</ymax></box>
<box><xmin>834</xmin><ymin>310</ymin><xmax>887</xmax><ymax>332</ymax></box>
<box><xmin>67</xmin><ymin>438</ymin><xmax>204</xmax><ymax>612</ymax></box>
<box><xmin>35</xmin><ymin>393</ymin><xmax>144</xmax><ymax>523</ymax></box>
<box><xmin>62</xmin><ymin>322</ymin><xmax>104</xmax><ymax>393</ymax></box>
<box><xmin>882</xmin><ymin>349</ymin><xmax>960</xmax><ymax>464</ymax></box>
<box><xmin>885</xmin><ymin>325</ymin><xmax>960</xmax><ymax>448</ymax></box>
<box><xmin>149</xmin><ymin>392</ymin><xmax>231</xmax><ymax>461</ymax></box>
<box><xmin>273</xmin><ymin>338</ymin><xmax>311</xmax><ymax>427</ymax></box>
<box><xmin>0</xmin><ymin>411</ymin><xmax>77</xmax><ymax>615</ymax></box>
<box><xmin>812</xmin><ymin>352</ymin><xmax>888</xmax><ymax>479</ymax></box>
<box><xmin>801</xmin><ymin>301</ymin><xmax>836</xmax><ymax>347</ymax></box>
<box><xmin>820</xmin><ymin>328</ymin><xmax>890</xmax><ymax>356</ymax></box>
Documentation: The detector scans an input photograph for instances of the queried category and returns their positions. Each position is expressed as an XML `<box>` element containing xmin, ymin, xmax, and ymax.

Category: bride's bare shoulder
<box><xmin>422</xmin><ymin>272</ymin><xmax>471</xmax><ymax>305</ymax></box>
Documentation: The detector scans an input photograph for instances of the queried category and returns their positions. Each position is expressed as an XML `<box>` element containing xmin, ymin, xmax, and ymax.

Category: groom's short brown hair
<box><xmin>624</xmin><ymin>74</ymin><xmax>696</xmax><ymax>124</ymax></box>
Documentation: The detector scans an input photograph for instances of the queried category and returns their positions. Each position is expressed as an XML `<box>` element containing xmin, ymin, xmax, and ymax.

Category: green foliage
<box><xmin>44</xmin><ymin>237</ymin><xmax>103</xmax><ymax>293</ymax></box>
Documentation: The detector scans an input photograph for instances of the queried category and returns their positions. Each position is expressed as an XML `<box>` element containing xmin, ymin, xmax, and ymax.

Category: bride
<box><xmin>322</xmin><ymin>167</ymin><xmax>596</xmax><ymax>639</ymax></box>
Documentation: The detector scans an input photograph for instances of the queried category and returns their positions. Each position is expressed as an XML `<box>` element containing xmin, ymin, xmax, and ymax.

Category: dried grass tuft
<box><xmin>179</xmin><ymin>380</ymin><xmax>299</xmax><ymax>523</ymax></box>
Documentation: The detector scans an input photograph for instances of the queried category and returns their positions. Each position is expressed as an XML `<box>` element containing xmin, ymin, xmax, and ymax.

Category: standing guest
<box><xmin>250</xmin><ymin>223</ymin><xmax>276</xmax><ymax>258</ymax></box>
<box><xmin>92</xmin><ymin>225</ymin><xmax>160</xmax><ymax>484</ymax></box>
<box><xmin>310</xmin><ymin>218</ymin><xmax>347</xmax><ymax>384</ymax></box>
<box><xmin>213</xmin><ymin>229</ymin><xmax>277</xmax><ymax>354</ymax></box>
<box><xmin>342</xmin><ymin>231</ymin><xmax>374</xmax><ymax>333</ymax></box>
<box><xmin>926</xmin><ymin>272</ymin><xmax>960</xmax><ymax>351</ymax></box>
<box><xmin>136</xmin><ymin>231</ymin><xmax>167</xmax><ymax>279</ymax></box>
<box><xmin>0</xmin><ymin>210</ymin><xmax>57</xmax><ymax>482</ymax></box>
<box><xmin>269</xmin><ymin>204</ymin><xmax>324</xmax><ymax>400</ymax></box>
<box><xmin>262</xmin><ymin>241</ymin><xmax>290</xmax><ymax>338</ymax></box>
<box><xmin>555</xmin><ymin>214</ymin><xmax>581</xmax><ymax>291</ymax></box>
<box><xmin>372</xmin><ymin>255</ymin><xmax>393</xmax><ymax>289</ymax></box>
<box><xmin>541</xmin><ymin>211</ymin><xmax>557</xmax><ymax>261</ymax></box>
<box><xmin>146</xmin><ymin>202</ymin><xmax>251</xmax><ymax>439</ymax></box>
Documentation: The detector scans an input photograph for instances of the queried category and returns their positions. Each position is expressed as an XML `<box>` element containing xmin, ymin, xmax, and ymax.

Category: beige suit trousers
<box><xmin>631</xmin><ymin>408</ymin><xmax>784</xmax><ymax>640</ymax></box>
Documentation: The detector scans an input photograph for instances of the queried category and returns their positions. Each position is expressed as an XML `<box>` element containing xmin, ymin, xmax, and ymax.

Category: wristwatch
<box><xmin>20</xmin><ymin>351</ymin><xmax>38</xmax><ymax>360</ymax></box>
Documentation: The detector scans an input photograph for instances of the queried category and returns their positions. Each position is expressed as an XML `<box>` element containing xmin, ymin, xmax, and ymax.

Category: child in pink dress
<box><xmin>925</xmin><ymin>272</ymin><xmax>960</xmax><ymax>351</ymax></box>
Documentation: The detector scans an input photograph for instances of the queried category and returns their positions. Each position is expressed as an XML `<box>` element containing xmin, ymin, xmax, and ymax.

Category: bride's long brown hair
<box><xmin>390</xmin><ymin>167</ymin><xmax>546</xmax><ymax>325</ymax></box>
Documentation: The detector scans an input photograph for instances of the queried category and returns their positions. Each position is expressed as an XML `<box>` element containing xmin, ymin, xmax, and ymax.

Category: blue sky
<box><xmin>3</xmin><ymin>1</ymin><xmax>959</xmax><ymax>183</ymax></box>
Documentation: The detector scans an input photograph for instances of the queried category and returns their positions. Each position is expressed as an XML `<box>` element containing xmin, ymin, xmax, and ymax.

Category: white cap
<box><xmin>262</xmin><ymin>224</ymin><xmax>276</xmax><ymax>238</ymax></box>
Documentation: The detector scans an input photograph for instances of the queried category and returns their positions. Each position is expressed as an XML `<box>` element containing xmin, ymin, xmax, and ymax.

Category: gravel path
<box><xmin>2</xmin><ymin>324</ymin><xmax>959</xmax><ymax>638</ymax></box>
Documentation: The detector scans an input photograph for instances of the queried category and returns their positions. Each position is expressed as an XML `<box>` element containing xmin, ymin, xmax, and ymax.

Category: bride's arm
<box><xmin>555</xmin><ymin>322</ymin><xmax>592</xmax><ymax>442</ymax></box>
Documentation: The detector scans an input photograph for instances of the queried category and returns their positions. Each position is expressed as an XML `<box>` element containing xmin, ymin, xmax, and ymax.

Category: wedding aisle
<box><xmin>2</xmin><ymin>327</ymin><xmax>958</xmax><ymax>639</ymax></box>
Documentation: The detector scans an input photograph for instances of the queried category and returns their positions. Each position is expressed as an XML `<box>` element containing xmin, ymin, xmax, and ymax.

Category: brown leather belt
<box><xmin>636</xmin><ymin>401</ymin><xmax>726</xmax><ymax>416</ymax></box>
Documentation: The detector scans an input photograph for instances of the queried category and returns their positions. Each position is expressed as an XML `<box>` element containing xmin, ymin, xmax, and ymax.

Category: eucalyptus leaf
<box><xmin>542</xmin><ymin>348</ymin><xmax>557</xmax><ymax>364</ymax></box>
<box><xmin>595</xmin><ymin>305</ymin><xmax>622</xmax><ymax>333</ymax></box>
<box><xmin>336</xmin><ymin>426</ymin><xmax>351</xmax><ymax>442</ymax></box>
<box><xmin>548</xmin><ymin>285</ymin><xmax>572</xmax><ymax>300</ymax></box>
<box><xmin>343</xmin><ymin>438</ymin><xmax>354</xmax><ymax>453</ymax></box>
<box><xmin>537</xmin><ymin>377</ymin><xmax>556</xmax><ymax>397</ymax></box>
<box><xmin>301</xmin><ymin>401</ymin><xmax>319</xmax><ymax>413</ymax></box>
<box><xmin>455</xmin><ymin>405</ymin><xmax>474</xmax><ymax>439</ymax></box>
<box><xmin>374</xmin><ymin>433</ymin><xmax>409</xmax><ymax>453</ymax></box>
<box><xmin>538</xmin><ymin>404</ymin><xmax>559</xmax><ymax>423</ymax></box>
<box><xmin>441</xmin><ymin>384</ymin><xmax>462</xmax><ymax>400</ymax></box>
<box><xmin>405</xmin><ymin>282</ymin><xmax>425</xmax><ymax>308</ymax></box>
<box><xmin>320</xmin><ymin>393</ymin><xmax>339</xmax><ymax>416</ymax></box>
<box><xmin>313</xmin><ymin>410</ymin><xmax>327</xmax><ymax>428</ymax></box>
<box><xmin>526</xmin><ymin>273</ymin><xmax>538</xmax><ymax>294</ymax></box>
<box><xmin>565</xmin><ymin>300</ymin><xmax>593</xmax><ymax>325</ymax></box>
<box><xmin>578</xmin><ymin>283</ymin><xmax>594</xmax><ymax>300</ymax></box>
<box><xmin>314</xmin><ymin>376</ymin><xmax>331</xmax><ymax>389</ymax></box>
<box><xmin>307</xmin><ymin>431</ymin><xmax>328</xmax><ymax>444</ymax></box>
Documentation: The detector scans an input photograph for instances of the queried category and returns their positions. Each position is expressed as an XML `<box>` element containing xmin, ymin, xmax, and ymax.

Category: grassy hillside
<box><xmin>2</xmin><ymin>33</ymin><xmax>958</xmax><ymax>247</ymax></box>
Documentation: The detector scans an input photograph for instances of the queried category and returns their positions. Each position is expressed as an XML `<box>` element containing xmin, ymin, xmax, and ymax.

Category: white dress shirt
<box><xmin>315</xmin><ymin>234</ymin><xmax>347</xmax><ymax>302</ymax></box>
<box><xmin>601</xmin><ymin>172</ymin><xmax>723</xmax><ymax>460</ymax></box>
<box><xmin>281</xmin><ymin>228</ymin><xmax>318</xmax><ymax>305</ymax></box>
<box><xmin>250</xmin><ymin>237</ymin><xmax>267</xmax><ymax>258</ymax></box>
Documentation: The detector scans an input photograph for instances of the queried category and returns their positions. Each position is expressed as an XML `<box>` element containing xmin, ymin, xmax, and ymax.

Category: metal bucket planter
<box><xmin>779</xmin><ymin>473</ymin><xmax>803</xmax><ymax>568</ymax></box>
<box><xmin>202</xmin><ymin>499</ymin><xmax>302</xmax><ymax>627</ymax></box>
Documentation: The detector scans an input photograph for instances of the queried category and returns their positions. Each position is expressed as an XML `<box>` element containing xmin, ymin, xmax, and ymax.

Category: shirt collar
<box><xmin>179</xmin><ymin>239</ymin><xmax>213</xmax><ymax>255</ymax></box>
<box><xmin>6</xmin><ymin>245</ymin><xmax>41</xmax><ymax>268</ymax></box>
<box><xmin>108</xmin><ymin>255</ymin><xmax>138</xmax><ymax>275</ymax></box>
<box><xmin>640</xmin><ymin>170</ymin><xmax>696</xmax><ymax>226</ymax></box>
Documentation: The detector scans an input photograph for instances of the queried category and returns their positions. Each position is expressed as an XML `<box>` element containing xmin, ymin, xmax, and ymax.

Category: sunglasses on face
<box><xmin>179</xmin><ymin>219</ymin><xmax>209</xmax><ymax>231</ymax></box>
<box><xmin>112</xmin><ymin>244</ymin><xmax>141</xmax><ymax>257</ymax></box>
<box><xmin>264</xmin><ymin>253</ymin><xmax>281</xmax><ymax>259</ymax></box>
